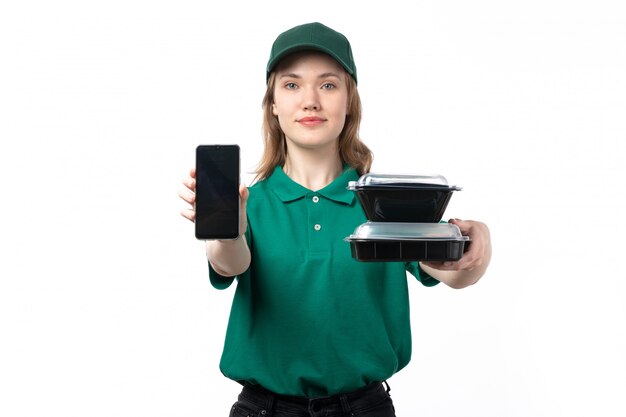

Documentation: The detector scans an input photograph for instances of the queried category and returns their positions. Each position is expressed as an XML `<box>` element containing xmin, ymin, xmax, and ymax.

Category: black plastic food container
<box><xmin>345</xmin><ymin>222</ymin><xmax>470</xmax><ymax>262</ymax></box>
<box><xmin>348</xmin><ymin>174</ymin><xmax>461</xmax><ymax>222</ymax></box>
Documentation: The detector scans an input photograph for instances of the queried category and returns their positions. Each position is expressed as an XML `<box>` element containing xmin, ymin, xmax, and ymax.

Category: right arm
<box><xmin>179</xmin><ymin>168</ymin><xmax>251</xmax><ymax>277</ymax></box>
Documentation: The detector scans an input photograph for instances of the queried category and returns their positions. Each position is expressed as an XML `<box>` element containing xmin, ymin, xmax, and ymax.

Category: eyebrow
<box><xmin>279</xmin><ymin>72</ymin><xmax>342</xmax><ymax>80</ymax></box>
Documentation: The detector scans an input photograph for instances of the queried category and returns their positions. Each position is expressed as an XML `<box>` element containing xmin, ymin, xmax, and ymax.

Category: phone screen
<box><xmin>195</xmin><ymin>144</ymin><xmax>240</xmax><ymax>240</ymax></box>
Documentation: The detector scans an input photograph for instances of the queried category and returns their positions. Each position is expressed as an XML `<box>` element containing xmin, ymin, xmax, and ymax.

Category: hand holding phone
<box><xmin>195</xmin><ymin>145</ymin><xmax>240</xmax><ymax>240</ymax></box>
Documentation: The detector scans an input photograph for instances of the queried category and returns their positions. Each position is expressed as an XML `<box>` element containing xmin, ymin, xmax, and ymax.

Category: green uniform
<box><xmin>209</xmin><ymin>166</ymin><xmax>439</xmax><ymax>397</ymax></box>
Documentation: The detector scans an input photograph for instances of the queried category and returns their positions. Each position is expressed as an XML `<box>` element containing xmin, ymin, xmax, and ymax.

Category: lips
<box><xmin>297</xmin><ymin>116</ymin><xmax>326</xmax><ymax>126</ymax></box>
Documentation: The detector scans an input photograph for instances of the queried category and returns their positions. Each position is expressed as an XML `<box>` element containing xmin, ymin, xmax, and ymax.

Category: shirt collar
<box><xmin>268</xmin><ymin>165</ymin><xmax>358</xmax><ymax>205</ymax></box>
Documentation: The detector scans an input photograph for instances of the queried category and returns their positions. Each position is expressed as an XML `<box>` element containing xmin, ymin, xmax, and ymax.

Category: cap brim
<box><xmin>266</xmin><ymin>43</ymin><xmax>355</xmax><ymax>79</ymax></box>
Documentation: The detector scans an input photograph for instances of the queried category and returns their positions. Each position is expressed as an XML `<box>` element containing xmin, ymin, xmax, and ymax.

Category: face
<box><xmin>272</xmin><ymin>52</ymin><xmax>349</xmax><ymax>153</ymax></box>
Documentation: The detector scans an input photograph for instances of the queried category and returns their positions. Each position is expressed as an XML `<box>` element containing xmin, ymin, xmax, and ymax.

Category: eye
<box><xmin>321</xmin><ymin>83</ymin><xmax>336</xmax><ymax>90</ymax></box>
<box><xmin>285</xmin><ymin>82</ymin><xmax>298</xmax><ymax>90</ymax></box>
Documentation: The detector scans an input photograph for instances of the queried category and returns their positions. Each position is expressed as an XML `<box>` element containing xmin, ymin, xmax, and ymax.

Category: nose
<box><xmin>302</xmin><ymin>87</ymin><xmax>320</xmax><ymax>111</ymax></box>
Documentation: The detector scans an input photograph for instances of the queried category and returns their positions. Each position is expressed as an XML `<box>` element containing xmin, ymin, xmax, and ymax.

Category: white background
<box><xmin>1</xmin><ymin>1</ymin><xmax>625</xmax><ymax>416</ymax></box>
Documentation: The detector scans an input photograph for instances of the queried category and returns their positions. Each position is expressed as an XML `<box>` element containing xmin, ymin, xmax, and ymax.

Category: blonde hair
<box><xmin>255</xmin><ymin>70</ymin><xmax>373</xmax><ymax>181</ymax></box>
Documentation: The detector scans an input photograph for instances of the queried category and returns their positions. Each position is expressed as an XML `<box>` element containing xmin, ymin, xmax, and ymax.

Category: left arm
<box><xmin>420</xmin><ymin>219</ymin><xmax>492</xmax><ymax>289</ymax></box>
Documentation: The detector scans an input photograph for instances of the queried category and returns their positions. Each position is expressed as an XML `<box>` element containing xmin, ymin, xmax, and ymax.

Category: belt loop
<box><xmin>339</xmin><ymin>394</ymin><xmax>353</xmax><ymax>416</ymax></box>
<box><xmin>383</xmin><ymin>380</ymin><xmax>391</xmax><ymax>394</ymax></box>
<box><xmin>262</xmin><ymin>390</ymin><xmax>274</xmax><ymax>417</ymax></box>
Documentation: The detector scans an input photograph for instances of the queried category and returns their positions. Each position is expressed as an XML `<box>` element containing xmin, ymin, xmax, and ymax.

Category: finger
<box><xmin>421</xmin><ymin>261</ymin><xmax>460</xmax><ymax>271</ymax></box>
<box><xmin>178</xmin><ymin>187</ymin><xmax>196</xmax><ymax>204</ymax></box>
<box><xmin>455</xmin><ymin>239</ymin><xmax>484</xmax><ymax>271</ymax></box>
<box><xmin>180</xmin><ymin>208</ymin><xmax>196</xmax><ymax>222</ymax></box>
<box><xmin>423</xmin><ymin>240</ymin><xmax>480</xmax><ymax>271</ymax></box>
<box><xmin>453</xmin><ymin>255</ymin><xmax>476</xmax><ymax>271</ymax></box>
<box><xmin>189</xmin><ymin>167</ymin><xmax>196</xmax><ymax>178</ymax></box>
<box><xmin>182</xmin><ymin>176</ymin><xmax>196</xmax><ymax>191</ymax></box>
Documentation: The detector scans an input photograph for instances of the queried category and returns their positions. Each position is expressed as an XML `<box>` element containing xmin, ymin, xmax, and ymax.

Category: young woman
<box><xmin>179</xmin><ymin>22</ymin><xmax>492</xmax><ymax>417</ymax></box>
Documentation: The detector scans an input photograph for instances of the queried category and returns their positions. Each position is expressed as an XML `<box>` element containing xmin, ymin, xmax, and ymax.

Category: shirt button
<box><xmin>312</xmin><ymin>196</ymin><xmax>320</xmax><ymax>203</ymax></box>
<box><xmin>314</xmin><ymin>224</ymin><xmax>321</xmax><ymax>231</ymax></box>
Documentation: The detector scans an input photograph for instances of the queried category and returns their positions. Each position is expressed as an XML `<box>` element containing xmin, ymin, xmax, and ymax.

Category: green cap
<box><xmin>266</xmin><ymin>22</ymin><xmax>357</xmax><ymax>84</ymax></box>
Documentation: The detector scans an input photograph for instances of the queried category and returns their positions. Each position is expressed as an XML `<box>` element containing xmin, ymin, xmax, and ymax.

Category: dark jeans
<box><xmin>229</xmin><ymin>381</ymin><xmax>396</xmax><ymax>417</ymax></box>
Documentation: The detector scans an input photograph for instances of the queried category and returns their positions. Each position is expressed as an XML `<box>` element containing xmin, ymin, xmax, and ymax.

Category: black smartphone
<box><xmin>195</xmin><ymin>144</ymin><xmax>240</xmax><ymax>240</ymax></box>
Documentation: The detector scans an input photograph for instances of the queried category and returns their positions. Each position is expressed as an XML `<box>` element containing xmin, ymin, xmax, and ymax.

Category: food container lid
<box><xmin>345</xmin><ymin>222</ymin><xmax>470</xmax><ymax>241</ymax></box>
<box><xmin>348</xmin><ymin>173</ymin><xmax>461</xmax><ymax>191</ymax></box>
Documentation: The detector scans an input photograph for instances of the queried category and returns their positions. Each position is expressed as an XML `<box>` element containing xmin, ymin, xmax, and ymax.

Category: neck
<box><xmin>283</xmin><ymin>146</ymin><xmax>343</xmax><ymax>191</ymax></box>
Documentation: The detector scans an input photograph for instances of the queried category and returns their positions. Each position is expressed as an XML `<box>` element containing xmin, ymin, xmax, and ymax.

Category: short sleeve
<box><xmin>405</xmin><ymin>262</ymin><xmax>440</xmax><ymax>287</ymax></box>
<box><xmin>208</xmin><ymin>263</ymin><xmax>237</xmax><ymax>289</ymax></box>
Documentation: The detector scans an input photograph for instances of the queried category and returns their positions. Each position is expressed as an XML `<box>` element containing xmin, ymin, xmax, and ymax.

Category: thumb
<box><xmin>239</xmin><ymin>183</ymin><xmax>249</xmax><ymax>207</ymax></box>
<box><xmin>239</xmin><ymin>184</ymin><xmax>249</xmax><ymax>236</ymax></box>
<box><xmin>448</xmin><ymin>218</ymin><xmax>468</xmax><ymax>233</ymax></box>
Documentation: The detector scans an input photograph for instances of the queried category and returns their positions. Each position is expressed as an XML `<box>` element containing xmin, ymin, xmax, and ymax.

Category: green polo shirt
<box><xmin>209</xmin><ymin>166</ymin><xmax>439</xmax><ymax>397</ymax></box>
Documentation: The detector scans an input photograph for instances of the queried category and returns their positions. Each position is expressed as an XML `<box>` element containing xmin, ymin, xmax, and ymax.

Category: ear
<box><xmin>272</xmin><ymin>102</ymin><xmax>278</xmax><ymax>116</ymax></box>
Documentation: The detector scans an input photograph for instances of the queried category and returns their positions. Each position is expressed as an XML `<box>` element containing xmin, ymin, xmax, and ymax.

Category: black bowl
<box><xmin>348</xmin><ymin>238</ymin><xmax>469</xmax><ymax>262</ymax></box>
<box><xmin>353</xmin><ymin>184</ymin><xmax>456</xmax><ymax>222</ymax></box>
